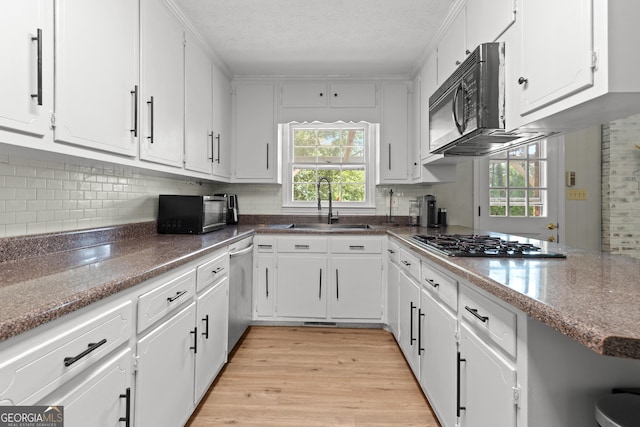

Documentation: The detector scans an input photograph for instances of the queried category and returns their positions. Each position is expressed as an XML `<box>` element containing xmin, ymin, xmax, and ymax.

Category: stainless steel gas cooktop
<box><xmin>410</xmin><ymin>234</ymin><xmax>566</xmax><ymax>258</ymax></box>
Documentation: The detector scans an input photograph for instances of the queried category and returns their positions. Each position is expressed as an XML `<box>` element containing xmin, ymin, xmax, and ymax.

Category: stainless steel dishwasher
<box><xmin>228</xmin><ymin>237</ymin><xmax>253</xmax><ymax>351</ymax></box>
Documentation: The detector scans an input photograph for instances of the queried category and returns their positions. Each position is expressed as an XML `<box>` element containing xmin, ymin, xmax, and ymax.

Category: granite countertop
<box><xmin>1</xmin><ymin>219</ymin><xmax>639</xmax><ymax>360</ymax></box>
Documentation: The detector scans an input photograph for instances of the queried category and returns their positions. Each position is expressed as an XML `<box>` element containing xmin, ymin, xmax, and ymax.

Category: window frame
<box><xmin>280</xmin><ymin>121</ymin><xmax>377</xmax><ymax>213</ymax></box>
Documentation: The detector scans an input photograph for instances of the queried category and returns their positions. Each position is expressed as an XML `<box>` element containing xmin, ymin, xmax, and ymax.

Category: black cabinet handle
<box><xmin>518</xmin><ymin>76</ymin><xmax>528</xmax><ymax>85</ymax></box>
<box><xmin>295</xmin><ymin>244</ymin><xmax>310</xmax><ymax>250</ymax></box>
<box><xmin>457</xmin><ymin>352</ymin><xmax>466</xmax><ymax>417</ymax></box>
<box><xmin>418</xmin><ymin>308</ymin><xmax>425</xmax><ymax>355</ymax></box>
<box><xmin>167</xmin><ymin>290</ymin><xmax>187</xmax><ymax>303</ymax></box>
<box><xmin>130</xmin><ymin>86</ymin><xmax>138</xmax><ymax>136</ymax></box>
<box><xmin>465</xmin><ymin>305</ymin><xmax>489</xmax><ymax>323</ymax></box>
<box><xmin>318</xmin><ymin>269</ymin><xmax>322</xmax><ymax>299</ymax></box>
<box><xmin>119</xmin><ymin>387</ymin><xmax>131</xmax><ymax>427</ymax></box>
<box><xmin>265</xmin><ymin>267</ymin><xmax>269</xmax><ymax>298</ymax></box>
<box><xmin>202</xmin><ymin>315</ymin><xmax>209</xmax><ymax>339</ymax></box>
<box><xmin>387</xmin><ymin>249</ymin><xmax>395</xmax><ymax>254</ymax></box>
<box><xmin>212</xmin><ymin>267</ymin><xmax>224</xmax><ymax>275</ymax></box>
<box><xmin>410</xmin><ymin>302</ymin><xmax>416</xmax><ymax>345</ymax></box>
<box><xmin>426</xmin><ymin>278</ymin><xmax>439</xmax><ymax>288</ymax></box>
<box><xmin>64</xmin><ymin>339</ymin><xmax>107</xmax><ymax>367</ymax></box>
<box><xmin>401</xmin><ymin>260</ymin><xmax>411</xmax><ymax>266</ymax></box>
<box><xmin>208</xmin><ymin>131</ymin><xmax>214</xmax><ymax>161</ymax></box>
<box><xmin>349</xmin><ymin>245</ymin><xmax>365</xmax><ymax>250</ymax></box>
<box><xmin>31</xmin><ymin>28</ymin><xmax>42</xmax><ymax>105</ymax></box>
<box><xmin>216</xmin><ymin>134</ymin><xmax>221</xmax><ymax>163</ymax></box>
<box><xmin>258</xmin><ymin>244</ymin><xmax>273</xmax><ymax>249</ymax></box>
<box><xmin>190</xmin><ymin>327</ymin><xmax>197</xmax><ymax>353</ymax></box>
<box><xmin>388</xmin><ymin>143</ymin><xmax>392</xmax><ymax>170</ymax></box>
<box><xmin>147</xmin><ymin>97</ymin><xmax>154</xmax><ymax>143</ymax></box>
<box><xmin>336</xmin><ymin>269</ymin><xmax>339</xmax><ymax>300</ymax></box>
<box><xmin>266</xmin><ymin>143</ymin><xmax>269</xmax><ymax>170</ymax></box>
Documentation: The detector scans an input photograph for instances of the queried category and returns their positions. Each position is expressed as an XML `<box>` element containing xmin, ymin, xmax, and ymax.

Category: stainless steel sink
<box><xmin>287</xmin><ymin>223</ymin><xmax>372</xmax><ymax>230</ymax></box>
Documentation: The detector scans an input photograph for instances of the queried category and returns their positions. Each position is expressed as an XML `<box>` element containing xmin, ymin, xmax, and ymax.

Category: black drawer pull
<box><xmin>258</xmin><ymin>244</ymin><xmax>273</xmax><ymax>249</ymax></box>
<box><xmin>202</xmin><ymin>315</ymin><xmax>209</xmax><ymax>339</ymax></box>
<box><xmin>387</xmin><ymin>249</ymin><xmax>395</xmax><ymax>254</ymax></box>
<box><xmin>349</xmin><ymin>245</ymin><xmax>365</xmax><ymax>250</ymax></box>
<box><xmin>426</xmin><ymin>278</ymin><xmax>439</xmax><ymax>288</ymax></box>
<box><xmin>64</xmin><ymin>339</ymin><xmax>107</xmax><ymax>367</ymax></box>
<box><xmin>295</xmin><ymin>244</ymin><xmax>310</xmax><ymax>250</ymax></box>
<box><xmin>465</xmin><ymin>305</ymin><xmax>489</xmax><ymax>322</ymax></box>
<box><xmin>167</xmin><ymin>290</ymin><xmax>187</xmax><ymax>303</ymax></box>
<box><xmin>212</xmin><ymin>267</ymin><xmax>224</xmax><ymax>274</ymax></box>
<box><xmin>401</xmin><ymin>260</ymin><xmax>411</xmax><ymax>266</ymax></box>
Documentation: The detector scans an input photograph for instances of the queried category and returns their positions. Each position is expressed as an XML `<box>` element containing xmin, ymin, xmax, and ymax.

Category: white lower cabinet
<box><xmin>398</xmin><ymin>271</ymin><xmax>421</xmax><ymax>378</ymax></box>
<box><xmin>195</xmin><ymin>277</ymin><xmax>228</xmax><ymax>403</ymax></box>
<box><xmin>40</xmin><ymin>348</ymin><xmax>133</xmax><ymax>427</ymax></box>
<box><xmin>136</xmin><ymin>302</ymin><xmax>197</xmax><ymax>427</ymax></box>
<box><xmin>386</xmin><ymin>260</ymin><xmax>400</xmax><ymax>338</ymax></box>
<box><xmin>420</xmin><ymin>289</ymin><xmax>457</xmax><ymax>427</ymax></box>
<box><xmin>255</xmin><ymin>252</ymin><xmax>275</xmax><ymax>318</ymax></box>
<box><xmin>330</xmin><ymin>256</ymin><xmax>383</xmax><ymax>319</ymax></box>
<box><xmin>276</xmin><ymin>254</ymin><xmax>327</xmax><ymax>319</ymax></box>
<box><xmin>459</xmin><ymin>323</ymin><xmax>517</xmax><ymax>427</ymax></box>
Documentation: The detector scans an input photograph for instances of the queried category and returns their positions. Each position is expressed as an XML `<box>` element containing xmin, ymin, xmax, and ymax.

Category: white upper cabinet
<box><xmin>211</xmin><ymin>65</ymin><xmax>232</xmax><ymax>180</ymax></box>
<box><xmin>139</xmin><ymin>0</ymin><xmax>184</xmax><ymax>168</ymax></box>
<box><xmin>233</xmin><ymin>83</ymin><xmax>279</xmax><ymax>182</ymax></box>
<box><xmin>437</xmin><ymin>11</ymin><xmax>466</xmax><ymax>85</ymax></box>
<box><xmin>282</xmin><ymin>83</ymin><xmax>328</xmax><ymax>108</ymax></box>
<box><xmin>54</xmin><ymin>0</ymin><xmax>138</xmax><ymax>157</ymax></box>
<box><xmin>0</xmin><ymin>0</ymin><xmax>52</xmax><ymax>142</ymax></box>
<box><xmin>465</xmin><ymin>0</ymin><xmax>516</xmax><ymax>51</ymax></box>
<box><xmin>518</xmin><ymin>0</ymin><xmax>593</xmax><ymax>115</ymax></box>
<box><xmin>328</xmin><ymin>83</ymin><xmax>376</xmax><ymax>108</ymax></box>
<box><xmin>378</xmin><ymin>83</ymin><xmax>409</xmax><ymax>183</ymax></box>
<box><xmin>184</xmin><ymin>31</ymin><xmax>213</xmax><ymax>175</ymax></box>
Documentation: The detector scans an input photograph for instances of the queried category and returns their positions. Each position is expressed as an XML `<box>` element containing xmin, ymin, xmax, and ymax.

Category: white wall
<box><xmin>429</xmin><ymin>159</ymin><xmax>474</xmax><ymax>227</ymax></box>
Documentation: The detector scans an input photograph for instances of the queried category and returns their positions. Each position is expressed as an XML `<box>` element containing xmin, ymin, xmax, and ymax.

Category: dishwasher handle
<box><xmin>229</xmin><ymin>245</ymin><xmax>254</xmax><ymax>257</ymax></box>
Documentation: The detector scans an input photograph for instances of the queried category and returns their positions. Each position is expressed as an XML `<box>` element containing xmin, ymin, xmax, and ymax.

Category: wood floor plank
<box><xmin>187</xmin><ymin>326</ymin><xmax>441</xmax><ymax>427</ymax></box>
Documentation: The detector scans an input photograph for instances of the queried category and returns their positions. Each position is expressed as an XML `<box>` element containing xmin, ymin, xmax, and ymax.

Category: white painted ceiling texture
<box><xmin>174</xmin><ymin>0</ymin><xmax>455</xmax><ymax>77</ymax></box>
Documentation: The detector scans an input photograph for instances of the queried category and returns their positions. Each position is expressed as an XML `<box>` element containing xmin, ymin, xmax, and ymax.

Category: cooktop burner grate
<box><xmin>410</xmin><ymin>234</ymin><xmax>566</xmax><ymax>258</ymax></box>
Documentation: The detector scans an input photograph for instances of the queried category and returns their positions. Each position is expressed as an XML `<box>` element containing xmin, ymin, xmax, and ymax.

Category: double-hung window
<box><xmin>281</xmin><ymin>121</ymin><xmax>376</xmax><ymax>210</ymax></box>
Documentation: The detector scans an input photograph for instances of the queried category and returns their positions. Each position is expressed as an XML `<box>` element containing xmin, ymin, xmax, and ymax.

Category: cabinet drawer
<box><xmin>460</xmin><ymin>285</ymin><xmax>517</xmax><ymax>357</ymax></box>
<box><xmin>137</xmin><ymin>269</ymin><xmax>196</xmax><ymax>333</ymax></box>
<box><xmin>398</xmin><ymin>248</ymin><xmax>420</xmax><ymax>282</ymax></box>
<box><xmin>277</xmin><ymin>236</ymin><xmax>328</xmax><ymax>253</ymax></box>
<box><xmin>331</xmin><ymin>236</ymin><xmax>382</xmax><ymax>254</ymax></box>
<box><xmin>0</xmin><ymin>300</ymin><xmax>132</xmax><ymax>405</ymax></box>
<box><xmin>421</xmin><ymin>262</ymin><xmax>458</xmax><ymax>312</ymax></box>
<box><xmin>387</xmin><ymin>240</ymin><xmax>400</xmax><ymax>264</ymax></box>
<box><xmin>196</xmin><ymin>250</ymin><xmax>228</xmax><ymax>292</ymax></box>
<box><xmin>255</xmin><ymin>236</ymin><xmax>276</xmax><ymax>252</ymax></box>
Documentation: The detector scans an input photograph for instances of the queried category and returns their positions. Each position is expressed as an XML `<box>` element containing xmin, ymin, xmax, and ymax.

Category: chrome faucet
<box><xmin>317</xmin><ymin>177</ymin><xmax>338</xmax><ymax>224</ymax></box>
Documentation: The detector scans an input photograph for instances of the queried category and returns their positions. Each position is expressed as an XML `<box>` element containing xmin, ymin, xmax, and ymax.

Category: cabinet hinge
<box><xmin>590</xmin><ymin>50</ymin><xmax>599</xmax><ymax>69</ymax></box>
<box><xmin>132</xmin><ymin>355</ymin><xmax>140</xmax><ymax>372</ymax></box>
<box><xmin>512</xmin><ymin>386</ymin><xmax>521</xmax><ymax>406</ymax></box>
<box><xmin>454</xmin><ymin>330</ymin><xmax>461</xmax><ymax>344</ymax></box>
<box><xmin>50</xmin><ymin>113</ymin><xmax>56</xmax><ymax>128</ymax></box>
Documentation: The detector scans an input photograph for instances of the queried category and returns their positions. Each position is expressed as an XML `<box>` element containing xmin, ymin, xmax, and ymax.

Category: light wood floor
<box><xmin>186</xmin><ymin>326</ymin><xmax>441</xmax><ymax>426</ymax></box>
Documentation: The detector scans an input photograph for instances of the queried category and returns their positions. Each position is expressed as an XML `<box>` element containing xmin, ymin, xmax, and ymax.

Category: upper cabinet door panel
<box><xmin>329</xmin><ymin>83</ymin><xmax>376</xmax><ymax>108</ymax></box>
<box><xmin>465</xmin><ymin>0</ymin><xmax>516</xmax><ymax>49</ymax></box>
<box><xmin>140</xmin><ymin>0</ymin><xmax>185</xmax><ymax>168</ymax></box>
<box><xmin>436</xmin><ymin>10</ymin><xmax>466</xmax><ymax>85</ymax></box>
<box><xmin>0</xmin><ymin>0</ymin><xmax>52</xmax><ymax>139</ymax></box>
<box><xmin>282</xmin><ymin>84</ymin><xmax>328</xmax><ymax>108</ymax></box>
<box><xmin>184</xmin><ymin>32</ymin><xmax>213</xmax><ymax>175</ymax></box>
<box><xmin>519</xmin><ymin>0</ymin><xmax>594</xmax><ymax>115</ymax></box>
<box><xmin>54</xmin><ymin>0</ymin><xmax>139</xmax><ymax>156</ymax></box>
<box><xmin>211</xmin><ymin>64</ymin><xmax>231</xmax><ymax>180</ymax></box>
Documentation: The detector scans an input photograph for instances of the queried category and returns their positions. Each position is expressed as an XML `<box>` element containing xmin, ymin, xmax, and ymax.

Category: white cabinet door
<box><xmin>234</xmin><ymin>84</ymin><xmax>277</xmax><ymax>181</ymax></box>
<box><xmin>330</xmin><ymin>256</ymin><xmax>382</xmax><ymax>320</ymax></box>
<box><xmin>282</xmin><ymin>83</ymin><xmax>328</xmax><ymax>108</ymax></box>
<box><xmin>459</xmin><ymin>323</ymin><xmax>517</xmax><ymax>427</ymax></box>
<box><xmin>136</xmin><ymin>302</ymin><xmax>196</xmax><ymax>427</ymax></box>
<box><xmin>437</xmin><ymin>11</ymin><xmax>466</xmax><ymax>85</ymax></box>
<box><xmin>421</xmin><ymin>54</ymin><xmax>437</xmax><ymax>159</ymax></box>
<box><xmin>41</xmin><ymin>348</ymin><xmax>132</xmax><ymax>427</ymax></box>
<box><xmin>378</xmin><ymin>83</ymin><xmax>409</xmax><ymax>183</ymax></box>
<box><xmin>398</xmin><ymin>271</ymin><xmax>420</xmax><ymax>378</ymax></box>
<box><xmin>54</xmin><ymin>0</ymin><xmax>138</xmax><ymax>157</ymax></box>
<box><xmin>328</xmin><ymin>83</ymin><xmax>376</xmax><ymax>108</ymax></box>
<box><xmin>387</xmin><ymin>261</ymin><xmax>400</xmax><ymax>339</ymax></box>
<box><xmin>255</xmin><ymin>253</ymin><xmax>275</xmax><ymax>318</ymax></box>
<box><xmin>519</xmin><ymin>0</ymin><xmax>593</xmax><ymax>115</ymax></box>
<box><xmin>184</xmin><ymin>32</ymin><xmax>213</xmax><ymax>175</ymax></box>
<box><xmin>211</xmin><ymin>65</ymin><xmax>231</xmax><ymax>179</ymax></box>
<box><xmin>276</xmin><ymin>255</ymin><xmax>327</xmax><ymax>318</ymax></box>
<box><xmin>139</xmin><ymin>0</ymin><xmax>184</xmax><ymax>168</ymax></box>
<box><xmin>195</xmin><ymin>278</ymin><xmax>228</xmax><ymax>403</ymax></box>
<box><xmin>420</xmin><ymin>290</ymin><xmax>457</xmax><ymax>427</ymax></box>
<box><xmin>465</xmin><ymin>0</ymin><xmax>516</xmax><ymax>49</ymax></box>
<box><xmin>0</xmin><ymin>0</ymin><xmax>52</xmax><ymax>141</ymax></box>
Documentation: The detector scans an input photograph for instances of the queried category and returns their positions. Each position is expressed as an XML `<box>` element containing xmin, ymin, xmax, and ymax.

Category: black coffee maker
<box><xmin>420</xmin><ymin>195</ymin><xmax>439</xmax><ymax>228</ymax></box>
<box><xmin>215</xmin><ymin>193</ymin><xmax>239</xmax><ymax>224</ymax></box>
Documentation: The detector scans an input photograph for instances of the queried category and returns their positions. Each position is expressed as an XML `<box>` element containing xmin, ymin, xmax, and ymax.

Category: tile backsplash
<box><xmin>0</xmin><ymin>152</ymin><xmax>215</xmax><ymax>238</ymax></box>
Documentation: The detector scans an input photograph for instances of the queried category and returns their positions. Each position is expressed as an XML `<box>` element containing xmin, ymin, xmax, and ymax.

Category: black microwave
<box><xmin>157</xmin><ymin>195</ymin><xmax>227</xmax><ymax>234</ymax></box>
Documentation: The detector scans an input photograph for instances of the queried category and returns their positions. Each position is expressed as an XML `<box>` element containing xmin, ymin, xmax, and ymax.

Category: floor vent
<box><xmin>303</xmin><ymin>321</ymin><xmax>337</xmax><ymax>327</ymax></box>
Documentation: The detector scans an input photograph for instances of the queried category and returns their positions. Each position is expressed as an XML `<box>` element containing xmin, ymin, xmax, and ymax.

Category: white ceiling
<box><xmin>173</xmin><ymin>0</ymin><xmax>454</xmax><ymax>77</ymax></box>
